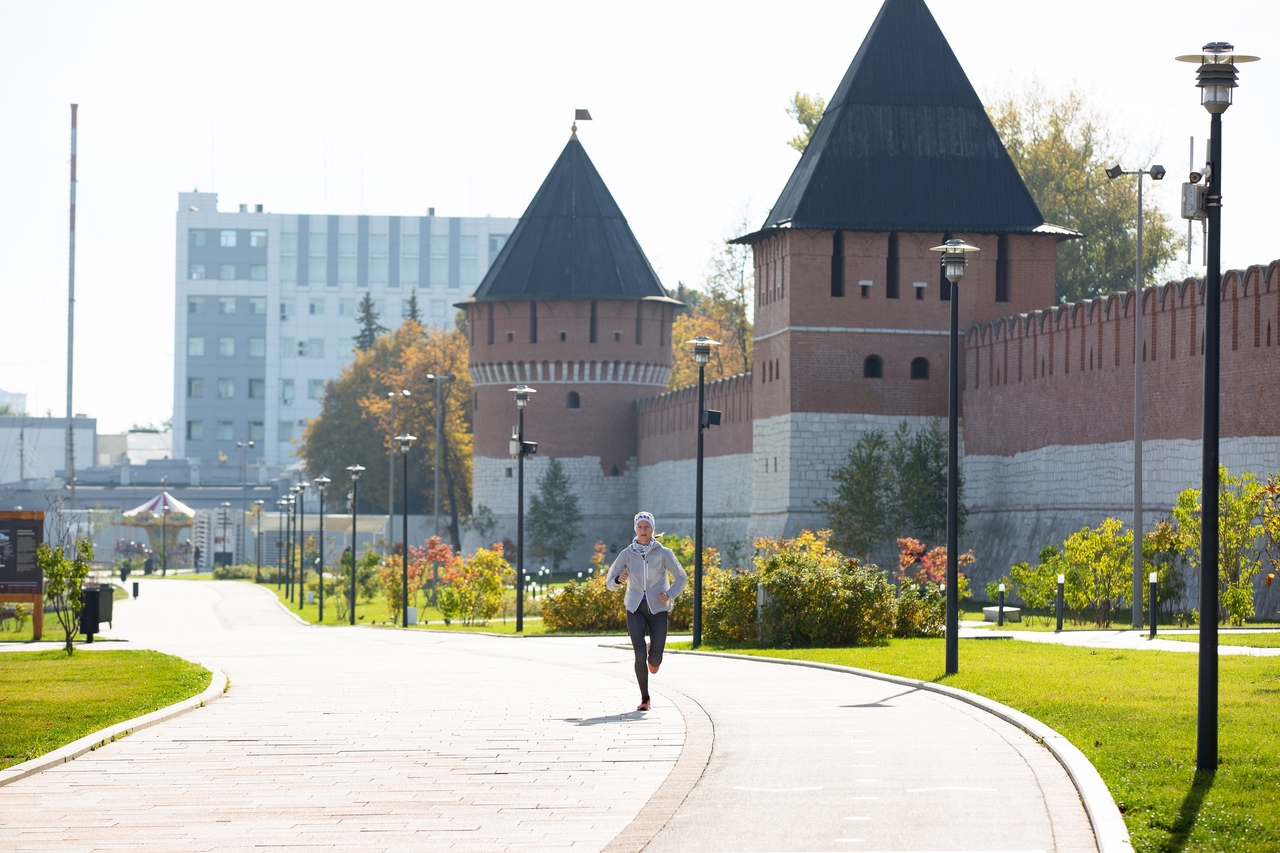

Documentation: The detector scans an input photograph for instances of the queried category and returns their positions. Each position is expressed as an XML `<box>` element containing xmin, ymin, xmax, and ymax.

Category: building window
<box><xmin>831</xmin><ymin>230</ymin><xmax>844</xmax><ymax>297</ymax></box>
<box><xmin>369</xmin><ymin>233</ymin><xmax>388</xmax><ymax>285</ymax></box>
<box><xmin>219</xmin><ymin>296</ymin><xmax>236</xmax><ymax>314</ymax></box>
<box><xmin>248</xmin><ymin>378</ymin><xmax>265</xmax><ymax>399</ymax></box>
<box><xmin>218</xmin><ymin>337</ymin><xmax>235</xmax><ymax>357</ymax></box>
<box><xmin>281</xmin><ymin>231</ymin><xmax>297</xmax><ymax>283</ymax></box>
<box><xmin>187</xmin><ymin>336</ymin><xmax>205</xmax><ymax>357</ymax></box>
<box><xmin>186</xmin><ymin>420</ymin><xmax>204</xmax><ymax>441</ymax></box>
<box><xmin>249</xmin><ymin>337</ymin><xmax>265</xmax><ymax>358</ymax></box>
<box><xmin>401</xmin><ymin>231</ymin><xmax>419</xmax><ymax>285</ymax></box>
<box><xmin>248</xmin><ymin>297</ymin><xmax>266</xmax><ymax>315</ymax></box>
<box><xmin>278</xmin><ymin>421</ymin><xmax>294</xmax><ymax>441</ymax></box>
<box><xmin>863</xmin><ymin>355</ymin><xmax>883</xmax><ymax>378</ymax></box>
<box><xmin>189</xmin><ymin>229</ymin><xmax>206</xmax><ymax>248</ymax></box>
<box><xmin>460</xmin><ymin>235</ymin><xmax>478</xmax><ymax>286</ymax></box>
<box><xmin>249</xmin><ymin>264</ymin><xmax>267</xmax><ymax>281</ymax></box>
<box><xmin>914</xmin><ymin>282</ymin><xmax>927</xmax><ymax>301</ymax></box>
<box><xmin>217</xmin><ymin>421</ymin><xmax>234</xmax><ymax>441</ymax></box>
<box><xmin>339</xmin><ymin>299</ymin><xmax>354</xmax><ymax>316</ymax></box>
<box><xmin>188</xmin><ymin>296</ymin><xmax>205</xmax><ymax>314</ymax></box>
<box><xmin>187</xmin><ymin>377</ymin><xmax>203</xmax><ymax>398</ymax></box>
<box><xmin>249</xmin><ymin>421</ymin><xmax>265</xmax><ymax>442</ymax></box>
<box><xmin>309</xmin><ymin>299</ymin><xmax>324</xmax><ymax>316</ymax></box>
<box><xmin>308</xmin><ymin>379</ymin><xmax>325</xmax><ymax>399</ymax></box>
<box><xmin>308</xmin><ymin>338</ymin><xmax>325</xmax><ymax>358</ymax></box>
<box><xmin>996</xmin><ymin>235</ymin><xmax>1010</xmax><ymax>302</ymax></box>
<box><xmin>188</xmin><ymin>264</ymin><xmax>205</xmax><ymax>280</ymax></box>
<box><xmin>280</xmin><ymin>379</ymin><xmax>295</xmax><ymax>405</ymax></box>
<box><xmin>280</xmin><ymin>337</ymin><xmax>296</xmax><ymax>357</ymax></box>
<box><xmin>432</xmin><ymin>299</ymin><xmax>446</xmax><ymax>320</ymax></box>
<box><xmin>250</xmin><ymin>230</ymin><xmax>267</xmax><ymax>248</ymax></box>
<box><xmin>911</xmin><ymin>357</ymin><xmax>930</xmax><ymax>380</ymax></box>
<box><xmin>220</xmin><ymin>230</ymin><xmax>237</xmax><ymax>248</ymax></box>
<box><xmin>220</xmin><ymin>264</ymin><xmax>236</xmax><ymax>281</ymax></box>
<box><xmin>217</xmin><ymin>378</ymin><xmax>235</xmax><ymax>398</ymax></box>
<box><xmin>489</xmin><ymin>233</ymin><xmax>508</xmax><ymax>264</ymax></box>
<box><xmin>279</xmin><ymin>300</ymin><xmax>293</xmax><ymax>321</ymax></box>
<box><xmin>886</xmin><ymin>232</ymin><xmax>899</xmax><ymax>299</ymax></box>
<box><xmin>567</xmin><ymin>391</ymin><xmax>580</xmax><ymax>409</ymax></box>
<box><xmin>859</xmin><ymin>279</ymin><xmax>872</xmax><ymax>299</ymax></box>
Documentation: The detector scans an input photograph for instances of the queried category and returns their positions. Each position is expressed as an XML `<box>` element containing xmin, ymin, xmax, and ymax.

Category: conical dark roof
<box><xmin>742</xmin><ymin>0</ymin><xmax>1063</xmax><ymax>242</ymax></box>
<box><xmin>465</xmin><ymin>133</ymin><xmax>673</xmax><ymax>303</ymax></box>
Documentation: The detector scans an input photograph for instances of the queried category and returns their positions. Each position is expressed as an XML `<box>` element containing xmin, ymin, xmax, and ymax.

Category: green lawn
<box><xmin>0</xmin><ymin>649</ymin><xmax>212</xmax><ymax>770</ymax></box>
<box><xmin>690</xmin><ymin>638</ymin><xmax>1280</xmax><ymax>853</ymax></box>
<box><xmin>1157</xmin><ymin>631</ymin><xmax>1280</xmax><ymax>648</ymax></box>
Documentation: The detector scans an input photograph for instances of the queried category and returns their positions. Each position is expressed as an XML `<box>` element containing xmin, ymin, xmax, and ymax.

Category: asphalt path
<box><xmin>1</xmin><ymin>579</ymin><xmax>1110</xmax><ymax>852</ymax></box>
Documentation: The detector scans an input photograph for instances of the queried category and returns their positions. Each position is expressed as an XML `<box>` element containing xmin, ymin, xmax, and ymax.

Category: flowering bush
<box><xmin>437</xmin><ymin>546</ymin><xmax>511</xmax><ymax>625</ymax></box>
<box><xmin>378</xmin><ymin>545</ymin><xmax>425</xmax><ymax>623</ymax></box>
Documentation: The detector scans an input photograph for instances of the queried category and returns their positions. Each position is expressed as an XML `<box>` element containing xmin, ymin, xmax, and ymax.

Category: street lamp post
<box><xmin>237</xmin><ymin>440</ymin><xmax>254</xmax><ymax>565</ymax></box>
<box><xmin>287</xmin><ymin>491</ymin><xmax>299</xmax><ymax>600</ymax></box>
<box><xmin>1176</xmin><ymin>40</ymin><xmax>1259</xmax><ymax>773</ymax></box>
<box><xmin>346</xmin><ymin>464</ymin><xmax>366</xmax><ymax>626</ymax></box>
<box><xmin>295</xmin><ymin>481</ymin><xmax>308</xmax><ymax>611</ymax></box>
<box><xmin>387</xmin><ymin>389</ymin><xmax>411</xmax><ymax>554</ymax></box>
<box><xmin>253</xmin><ymin>499</ymin><xmax>265</xmax><ymax>582</ymax></box>
<box><xmin>428</xmin><ymin>373</ymin><xmax>455</xmax><ymax>601</ymax></box>
<box><xmin>314</xmin><ymin>476</ymin><xmax>331</xmax><ymax>622</ymax></box>
<box><xmin>276</xmin><ymin>498</ymin><xmax>288</xmax><ymax>589</ymax></box>
<box><xmin>930</xmin><ymin>238</ymin><xmax>980</xmax><ymax>676</ymax></box>
<box><xmin>220</xmin><ymin>501</ymin><xmax>232</xmax><ymax>569</ymax></box>
<box><xmin>1106</xmin><ymin>162</ymin><xmax>1167</xmax><ymax>630</ymax></box>
<box><xmin>396</xmin><ymin>435</ymin><xmax>417</xmax><ymax>627</ymax></box>
<box><xmin>687</xmin><ymin>336</ymin><xmax>721</xmax><ymax>649</ymax></box>
<box><xmin>509</xmin><ymin>385</ymin><xmax>537</xmax><ymax>633</ymax></box>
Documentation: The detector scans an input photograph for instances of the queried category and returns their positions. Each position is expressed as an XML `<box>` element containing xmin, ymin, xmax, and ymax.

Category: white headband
<box><xmin>634</xmin><ymin>511</ymin><xmax>655</xmax><ymax>530</ymax></box>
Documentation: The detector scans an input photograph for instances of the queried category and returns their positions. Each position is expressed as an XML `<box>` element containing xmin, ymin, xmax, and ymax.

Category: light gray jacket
<box><xmin>605</xmin><ymin>544</ymin><xmax>687</xmax><ymax>613</ymax></box>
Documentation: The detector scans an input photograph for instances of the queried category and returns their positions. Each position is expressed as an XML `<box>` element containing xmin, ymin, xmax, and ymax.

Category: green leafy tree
<box><xmin>437</xmin><ymin>546</ymin><xmax>512</xmax><ymax>625</ymax></box>
<box><xmin>37</xmin><ymin>538</ymin><xmax>94</xmax><ymax>655</ymax></box>
<box><xmin>353</xmin><ymin>293</ymin><xmax>388</xmax><ymax>352</ymax></box>
<box><xmin>817</xmin><ymin>429</ymin><xmax>890</xmax><ymax>559</ymax></box>
<box><xmin>463</xmin><ymin>503</ymin><xmax>499</xmax><ymax>547</ymax></box>
<box><xmin>1172</xmin><ymin>466</ymin><xmax>1265</xmax><ymax>625</ymax></box>
<box><xmin>405</xmin><ymin>289</ymin><xmax>422</xmax><ymax>323</ymax></box>
<box><xmin>888</xmin><ymin>420</ymin><xmax>958</xmax><ymax>545</ymax></box>
<box><xmin>528</xmin><ymin>459</ymin><xmax>582</xmax><ymax>573</ymax></box>
<box><xmin>1059</xmin><ymin>518</ymin><xmax>1132</xmax><ymax>628</ymax></box>
<box><xmin>986</xmin><ymin>87</ymin><xmax>1182</xmax><ymax>303</ymax></box>
<box><xmin>786</xmin><ymin>91</ymin><xmax>826</xmax><ymax>152</ymax></box>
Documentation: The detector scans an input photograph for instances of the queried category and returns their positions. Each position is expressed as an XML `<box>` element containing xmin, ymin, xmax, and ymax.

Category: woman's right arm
<box><xmin>605</xmin><ymin>551</ymin><xmax>628</xmax><ymax>590</ymax></box>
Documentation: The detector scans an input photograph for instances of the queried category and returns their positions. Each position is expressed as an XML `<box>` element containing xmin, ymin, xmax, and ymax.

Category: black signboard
<box><xmin>0</xmin><ymin>512</ymin><xmax>44</xmax><ymax>594</ymax></box>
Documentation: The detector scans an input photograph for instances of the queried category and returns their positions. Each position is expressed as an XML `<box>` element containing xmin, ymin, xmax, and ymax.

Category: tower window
<box><xmin>886</xmin><ymin>233</ymin><xmax>899</xmax><ymax>299</ymax></box>
<box><xmin>567</xmin><ymin>391</ymin><xmax>580</xmax><ymax>409</ymax></box>
<box><xmin>996</xmin><ymin>234</ymin><xmax>1010</xmax><ymax>302</ymax></box>
<box><xmin>831</xmin><ymin>230</ymin><xmax>844</xmax><ymax>297</ymax></box>
<box><xmin>910</xmin><ymin>357</ymin><xmax>930</xmax><ymax>380</ymax></box>
<box><xmin>863</xmin><ymin>355</ymin><xmax>883</xmax><ymax>378</ymax></box>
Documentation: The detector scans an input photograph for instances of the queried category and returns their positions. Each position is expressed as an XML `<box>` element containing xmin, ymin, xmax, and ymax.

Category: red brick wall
<box><xmin>636</xmin><ymin>373</ymin><xmax>753</xmax><ymax>465</ymax></box>
<box><xmin>964</xmin><ymin>261</ymin><xmax>1280</xmax><ymax>456</ymax></box>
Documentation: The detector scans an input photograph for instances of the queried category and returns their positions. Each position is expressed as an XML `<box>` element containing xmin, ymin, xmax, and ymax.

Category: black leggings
<box><xmin>627</xmin><ymin>598</ymin><xmax>668</xmax><ymax>699</ymax></box>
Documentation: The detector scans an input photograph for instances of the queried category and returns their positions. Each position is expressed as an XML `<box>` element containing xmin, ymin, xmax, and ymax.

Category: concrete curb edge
<box><xmin>674</xmin><ymin>649</ymin><xmax>1134</xmax><ymax>853</ymax></box>
<box><xmin>0</xmin><ymin>666</ymin><xmax>229</xmax><ymax>788</ymax></box>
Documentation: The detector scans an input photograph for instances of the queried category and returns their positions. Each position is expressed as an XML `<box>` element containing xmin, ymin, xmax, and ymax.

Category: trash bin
<box><xmin>79</xmin><ymin>585</ymin><xmax>114</xmax><ymax>642</ymax></box>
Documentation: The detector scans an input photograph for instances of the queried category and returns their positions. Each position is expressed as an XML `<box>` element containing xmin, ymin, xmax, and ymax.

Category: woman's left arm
<box><xmin>665</xmin><ymin>548</ymin><xmax>688</xmax><ymax>600</ymax></box>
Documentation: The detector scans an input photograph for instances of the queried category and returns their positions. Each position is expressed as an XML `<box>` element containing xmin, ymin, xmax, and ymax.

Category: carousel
<box><xmin>120</xmin><ymin>491</ymin><xmax>196</xmax><ymax>575</ymax></box>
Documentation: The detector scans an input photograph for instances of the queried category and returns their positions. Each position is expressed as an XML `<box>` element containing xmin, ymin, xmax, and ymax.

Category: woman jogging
<box><xmin>606</xmin><ymin>511</ymin><xmax>687</xmax><ymax>711</ymax></box>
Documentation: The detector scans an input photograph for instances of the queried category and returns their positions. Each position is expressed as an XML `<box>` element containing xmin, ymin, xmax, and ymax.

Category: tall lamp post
<box><xmin>688</xmin><ymin>336</ymin><xmax>721</xmax><ymax>649</ymax></box>
<box><xmin>1176</xmin><ymin>40</ymin><xmax>1259</xmax><ymax>773</ymax></box>
<box><xmin>276</xmin><ymin>497</ymin><xmax>288</xmax><ymax>589</ymax></box>
<box><xmin>396</xmin><ymin>435</ymin><xmax>417</xmax><ymax>627</ymax></box>
<box><xmin>295</xmin><ymin>481</ymin><xmax>308</xmax><ymax>611</ymax></box>
<box><xmin>1106</xmin><ymin>162</ymin><xmax>1166</xmax><ymax>630</ymax></box>
<box><xmin>346</xmin><ymin>464</ymin><xmax>365</xmax><ymax>625</ymax></box>
<box><xmin>509</xmin><ymin>385</ymin><xmax>537</xmax><ymax>633</ymax></box>
<box><xmin>428</xmin><ymin>373</ymin><xmax>455</xmax><ymax>600</ymax></box>
<box><xmin>930</xmin><ymin>238</ymin><xmax>980</xmax><ymax>676</ymax></box>
<box><xmin>220</xmin><ymin>501</ymin><xmax>232</xmax><ymax>568</ymax></box>
<box><xmin>314</xmin><ymin>476</ymin><xmax>331</xmax><ymax>622</ymax></box>
<box><xmin>387</xmin><ymin>389</ymin><xmax>411</xmax><ymax>554</ymax></box>
<box><xmin>253</xmin><ymin>499</ymin><xmax>265</xmax><ymax>582</ymax></box>
<box><xmin>237</xmin><ymin>439</ymin><xmax>254</xmax><ymax>564</ymax></box>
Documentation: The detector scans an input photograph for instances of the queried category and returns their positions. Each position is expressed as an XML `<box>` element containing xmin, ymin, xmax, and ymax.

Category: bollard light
<box><xmin>998</xmin><ymin>582</ymin><xmax>1006</xmax><ymax>627</ymax></box>
<box><xmin>1149</xmin><ymin>571</ymin><xmax>1160</xmax><ymax>640</ymax></box>
<box><xmin>1055</xmin><ymin>573</ymin><xmax>1066</xmax><ymax>633</ymax></box>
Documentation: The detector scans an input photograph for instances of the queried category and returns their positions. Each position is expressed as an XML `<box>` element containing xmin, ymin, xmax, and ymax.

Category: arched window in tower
<box><xmin>910</xmin><ymin>357</ymin><xmax>929</xmax><ymax>380</ymax></box>
<box><xmin>567</xmin><ymin>391</ymin><xmax>580</xmax><ymax>410</ymax></box>
<box><xmin>863</xmin><ymin>355</ymin><xmax>883</xmax><ymax>379</ymax></box>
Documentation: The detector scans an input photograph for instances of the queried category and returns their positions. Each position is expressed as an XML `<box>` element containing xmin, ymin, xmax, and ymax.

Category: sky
<box><xmin>1</xmin><ymin>0</ymin><xmax>1276</xmax><ymax>436</ymax></box>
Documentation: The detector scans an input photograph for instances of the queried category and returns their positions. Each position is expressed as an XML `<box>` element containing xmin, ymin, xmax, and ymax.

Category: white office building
<box><xmin>173</xmin><ymin>192</ymin><xmax>516</xmax><ymax>470</ymax></box>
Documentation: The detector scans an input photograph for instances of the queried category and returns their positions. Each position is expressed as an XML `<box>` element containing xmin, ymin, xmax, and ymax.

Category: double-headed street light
<box><xmin>275</xmin><ymin>497</ymin><xmax>288</xmax><ymax>589</ymax></box>
<box><xmin>314</xmin><ymin>476</ymin><xmax>331</xmax><ymax>622</ymax></box>
<box><xmin>1105</xmin><ymin>162</ymin><xmax>1166</xmax><ymax>630</ymax></box>
<box><xmin>237</xmin><ymin>439</ymin><xmax>254</xmax><ymax>564</ymax></box>
<box><xmin>253</xmin><ymin>499</ymin><xmax>265</xmax><ymax>582</ymax></box>
<box><xmin>294</xmin><ymin>481</ymin><xmax>309</xmax><ymax>611</ymax></box>
<box><xmin>1176</xmin><ymin>40</ymin><xmax>1259</xmax><ymax>773</ymax></box>
<box><xmin>219</xmin><ymin>501</ymin><xmax>232</xmax><ymax>568</ymax></box>
<box><xmin>396</xmin><ymin>435</ymin><xmax>417</xmax><ymax>627</ymax></box>
<box><xmin>687</xmin><ymin>336</ymin><xmax>721</xmax><ymax>649</ymax></box>
<box><xmin>930</xmin><ymin>238</ymin><xmax>980</xmax><ymax>676</ymax></box>
<box><xmin>387</xmin><ymin>389</ymin><xmax>411</xmax><ymax>554</ymax></box>
<box><xmin>346</xmin><ymin>464</ymin><xmax>366</xmax><ymax>625</ymax></box>
<box><xmin>509</xmin><ymin>385</ymin><xmax>537</xmax><ymax>633</ymax></box>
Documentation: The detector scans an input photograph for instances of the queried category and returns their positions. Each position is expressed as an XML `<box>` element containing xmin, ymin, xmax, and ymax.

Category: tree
<box><xmin>817</xmin><ymin>429</ymin><xmax>890</xmax><ymax>559</ymax></box>
<box><xmin>986</xmin><ymin>87</ymin><xmax>1183</xmax><ymax>303</ymax></box>
<box><xmin>1059</xmin><ymin>518</ymin><xmax>1132</xmax><ymax>628</ymax></box>
<box><xmin>528</xmin><ymin>458</ymin><xmax>582</xmax><ymax>573</ymax></box>
<box><xmin>405</xmin><ymin>289</ymin><xmax>422</xmax><ymax>324</ymax></box>
<box><xmin>353</xmin><ymin>293</ymin><xmax>387</xmax><ymax>352</ymax></box>
<box><xmin>669</xmin><ymin>219</ymin><xmax>754</xmax><ymax>389</ymax></box>
<box><xmin>1173</xmin><ymin>465</ymin><xmax>1265</xmax><ymax>625</ymax></box>
<box><xmin>784</xmin><ymin>86</ymin><xmax>1183</xmax><ymax>304</ymax></box>
<box><xmin>786</xmin><ymin>91</ymin><xmax>826</xmax><ymax>152</ymax></box>
<box><xmin>888</xmin><ymin>420</ymin><xmax>959</xmax><ymax>546</ymax></box>
<box><xmin>37</xmin><ymin>538</ymin><xmax>93</xmax><ymax>655</ymax></box>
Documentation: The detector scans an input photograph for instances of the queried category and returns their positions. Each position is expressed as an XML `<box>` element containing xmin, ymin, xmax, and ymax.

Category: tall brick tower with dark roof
<box><xmin>458</xmin><ymin>129</ymin><xmax>681</xmax><ymax>560</ymax></box>
<box><xmin>736</xmin><ymin>0</ymin><xmax>1075</xmax><ymax>539</ymax></box>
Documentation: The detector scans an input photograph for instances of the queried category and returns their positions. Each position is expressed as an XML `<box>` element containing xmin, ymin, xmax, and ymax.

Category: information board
<box><xmin>0</xmin><ymin>511</ymin><xmax>44</xmax><ymax>594</ymax></box>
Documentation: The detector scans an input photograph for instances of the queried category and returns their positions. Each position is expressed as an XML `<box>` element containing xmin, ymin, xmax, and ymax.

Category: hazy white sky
<box><xmin>1</xmin><ymin>0</ymin><xmax>1276</xmax><ymax>435</ymax></box>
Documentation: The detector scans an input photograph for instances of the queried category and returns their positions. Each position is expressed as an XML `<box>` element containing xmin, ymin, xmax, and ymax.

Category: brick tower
<box><xmin>736</xmin><ymin>0</ymin><xmax>1073</xmax><ymax>539</ymax></box>
<box><xmin>458</xmin><ymin>129</ymin><xmax>681</xmax><ymax>563</ymax></box>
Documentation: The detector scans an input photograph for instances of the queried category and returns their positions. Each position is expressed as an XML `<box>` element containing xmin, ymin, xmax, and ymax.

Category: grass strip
<box><xmin>0</xmin><ymin>649</ymin><xmax>211</xmax><ymax>771</ymax></box>
<box><xmin>702</xmin><ymin>639</ymin><xmax>1280</xmax><ymax>852</ymax></box>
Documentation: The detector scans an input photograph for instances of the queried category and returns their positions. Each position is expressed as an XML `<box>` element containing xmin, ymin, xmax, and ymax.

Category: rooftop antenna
<box><xmin>66</xmin><ymin>104</ymin><xmax>78</xmax><ymax>510</ymax></box>
<box><xmin>572</xmin><ymin>108</ymin><xmax>592</xmax><ymax>136</ymax></box>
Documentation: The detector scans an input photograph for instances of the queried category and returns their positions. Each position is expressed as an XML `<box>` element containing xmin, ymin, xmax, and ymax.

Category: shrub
<box><xmin>212</xmin><ymin>563</ymin><xmax>256</xmax><ymax>580</ymax></box>
<box><xmin>703</xmin><ymin>569</ymin><xmax>760</xmax><ymax>644</ymax></box>
<box><xmin>437</xmin><ymin>546</ymin><xmax>511</xmax><ymax>625</ymax></box>
<box><xmin>541</xmin><ymin>573</ymin><xmax>627</xmax><ymax>632</ymax></box>
<box><xmin>894</xmin><ymin>583</ymin><xmax>944</xmax><ymax>638</ymax></box>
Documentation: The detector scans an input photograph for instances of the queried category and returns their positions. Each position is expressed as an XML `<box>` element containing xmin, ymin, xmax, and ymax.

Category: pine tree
<box><xmin>528</xmin><ymin>459</ymin><xmax>583</xmax><ymax>573</ymax></box>
<box><xmin>353</xmin><ymin>293</ymin><xmax>387</xmax><ymax>351</ymax></box>
<box><xmin>405</xmin><ymin>289</ymin><xmax>422</xmax><ymax>324</ymax></box>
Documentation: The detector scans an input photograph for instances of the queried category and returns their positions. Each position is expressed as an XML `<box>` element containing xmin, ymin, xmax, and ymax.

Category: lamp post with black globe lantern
<box><xmin>930</xmin><ymin>238</ymin><xmax>980</xmax><ymax>676</ymax></box>
<box><xmin>395</xmin><ymin>435</ymin><xmax>416</xmax><ymax>627</ymax></box>
<box><xmin>253</xmin><ymin>499</ymin><xmax>265</xmax><ymax>582</ymax></box>
<box><xmin>687</xmin><ymin>336</ymin><xmax>721</xmax><ymax>649</ymax></box>
<box><xmin>294</xmin><ymin>481</ymin><xmax>308</xmax><ymax>611</ymax></box>
<box><xmin>346</xmin><ymin>464</ymin><xmax>366</xmax><ymax>625</ymax></box>
<box><xmin>219</xmin><ymin>502</ymin><xmax>232</xmax><ymax>569</ymax></box>
<box><xmin>237</xmin><ymin>439</ymin><xmax>254</xmax><ymax>565</ymax></box>
<box><xmin>387</xmin><ymin>389</ymin><xmax>411</xmax><ymax>555</ymax></box>
<box><xmin>313</xmin><ymin>476</ymin><xmax>331</xmax><ymax>622</ymax></box>
<box><xmin>1176</xmin><ymin>41</ymin><xmax>1259</xmax><ymax>773</ymax></box>
<box><xmin>275</xmin><ymin>497</ymin><xmax>288</xmax><ymax>589</ymax></box>
<box><xmin>509</xmin><ymin>385</ymin><xmax>537</xmax><ymax>633</ymax></box>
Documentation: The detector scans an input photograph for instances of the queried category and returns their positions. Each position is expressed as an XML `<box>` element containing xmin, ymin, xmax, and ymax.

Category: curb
<box><xmin>0</xmin><ymin>666</ymin><xmax>229</xmax><ymax>788</ymax></box>
<box><xmin>673</xmin><ymin>649</ymin><xmax>1133</xmax><ymax>853</ymax></box>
